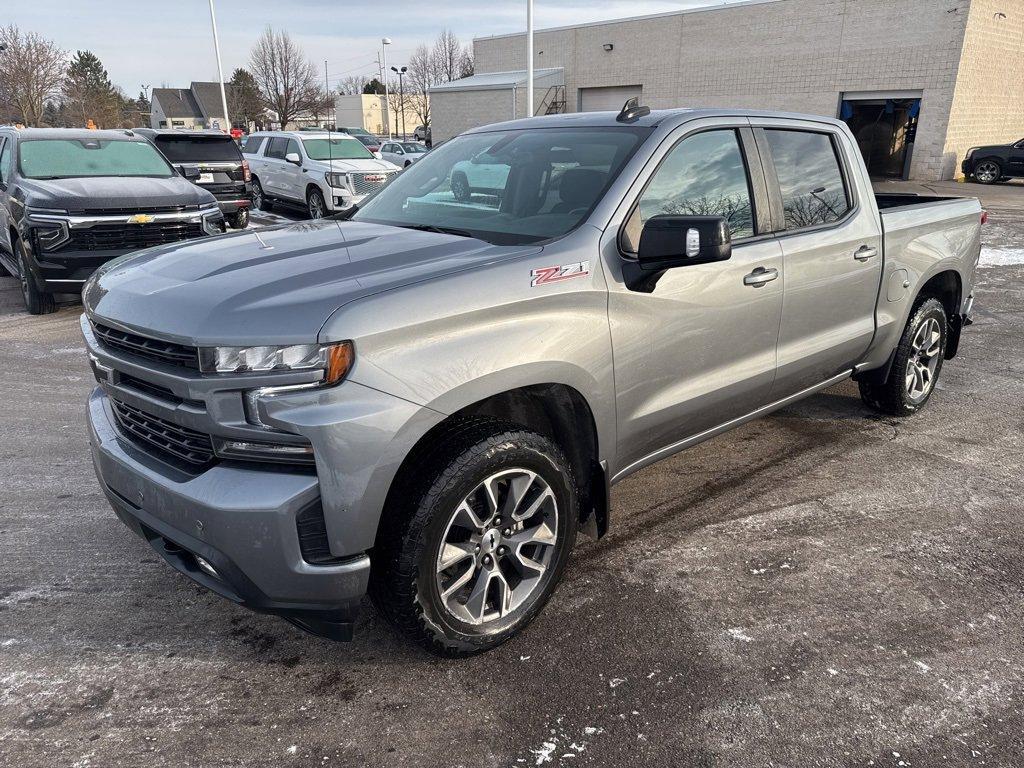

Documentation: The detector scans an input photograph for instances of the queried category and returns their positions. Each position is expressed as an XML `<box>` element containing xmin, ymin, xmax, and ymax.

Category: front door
<box><xmin>754</xmin><ymin>123</ymin><xmax>883</xmax><ymax>397</ymax></box>
<box><xmin>607</xmin><ymin>126</ymin><xmax>784</xmax><ymax>474</ymax></box>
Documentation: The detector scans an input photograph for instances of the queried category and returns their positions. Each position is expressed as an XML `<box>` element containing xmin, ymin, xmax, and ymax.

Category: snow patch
<box><xmin>979</xmin><ymin>247</ymin><xmax>1024</xmax><ymax>267</ymax></box>
<box><xmin>727</xmin><ymin>628</ymin><xmax>754</xmax><ymax>643</ymax></box>
<box><xmin>531</xmin><ymin>741</ymin><xmax>557</xmax><ymax>765</ymax></box>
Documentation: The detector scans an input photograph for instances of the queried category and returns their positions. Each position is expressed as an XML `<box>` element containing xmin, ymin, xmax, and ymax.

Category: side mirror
<box><xmin>285</xmin><ymin>152</ymin><xmax>302</xmax><ymax>165</ymax></box>
<box><xmin>637</xmin><ymin>215</ymin><xmax>732</xmax><ymax>271</ymax></box>
<box><xmin>180</xmin><ymin>164</ymin><xmax>201</xmax><ymax>181</ymax></box>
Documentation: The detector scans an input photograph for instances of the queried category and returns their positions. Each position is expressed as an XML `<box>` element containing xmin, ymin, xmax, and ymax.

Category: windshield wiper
<box><xmin>398</xmin><ymin>224</ymin><xmax>476</xmax><ymax>238</ymax></box>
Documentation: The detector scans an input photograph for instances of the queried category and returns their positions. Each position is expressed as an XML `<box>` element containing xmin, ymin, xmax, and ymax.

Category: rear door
<box><xmin>606</xmin><ymin>121</ymin><xmax>785</xmax><ymax>473</ymax></box>
<box><xmin>754</xmin><ymin>120</ymin><xmax>883</xmax><ymax>397</ymax></box>
<box><xmin>262</xmin><ymin>137</ymin><xmax>290</xmax><ymax>197</ymax></box>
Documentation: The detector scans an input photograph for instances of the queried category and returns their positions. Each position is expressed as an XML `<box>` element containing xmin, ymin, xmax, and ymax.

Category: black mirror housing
<box><xmin>637</xmin><ymin>215</ymin><xmax>732</xmax><ymax>271</ymax></box>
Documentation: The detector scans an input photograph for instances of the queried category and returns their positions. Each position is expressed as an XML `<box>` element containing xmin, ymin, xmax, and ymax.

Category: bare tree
<box><xmin>406</xmin><ymin>44</ymin><xmax>436</xmax><ymax>127</ymax></box>
<box><xmin>0</xmin><ymin>25</ymin><xmax>67</xmax><ymax>126</ymax></box>
<box><xmin>432</xmin><ymin>29</ymin><xmax>470</xmax><ymax>83</ymax></box>
<box><xmin>248</xmin><ymin>27</ymin><xmax>319</xmax><ymax>129</ymax></box>
<box><xmin>336</xmin><ymin>75</ymin><xmax>369</xmax><ymax>96</ymax></box>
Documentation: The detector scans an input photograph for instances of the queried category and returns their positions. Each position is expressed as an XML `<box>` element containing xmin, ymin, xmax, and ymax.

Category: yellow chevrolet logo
<box><xmin>127</xmin><ymin>214</ymin><xmax>154</xmax><ymax>224</ymax></box>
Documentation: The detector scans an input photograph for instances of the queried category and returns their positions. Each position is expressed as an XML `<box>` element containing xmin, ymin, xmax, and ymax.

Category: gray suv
<box><xmin>82</xmin><ymin>106</ymin><xmax>981</xmax><ymax>654</ymax></box>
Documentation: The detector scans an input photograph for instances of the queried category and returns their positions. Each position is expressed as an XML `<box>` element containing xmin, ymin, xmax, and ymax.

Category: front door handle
<box><xmin>744</xmin><ymin>266</ymin><xmax>779</xmax><ymax>287</ymax></box>
<box><xmin>854</xmin><ymin>245</ymin><xmax>878</xmax><ymax>261</ymax></box>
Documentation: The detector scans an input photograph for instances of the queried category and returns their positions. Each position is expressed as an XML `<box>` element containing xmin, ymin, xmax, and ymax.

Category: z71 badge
<box><xmin>530</xmin><ymin>261</ymin><xmax>591</xmax><ymax>287</ymax></box>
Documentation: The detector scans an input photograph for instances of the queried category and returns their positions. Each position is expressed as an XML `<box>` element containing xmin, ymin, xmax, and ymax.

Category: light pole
<box><xmin>381</xmin><ymin>38</ymin><xmax>392</xmax><ymax>139</ymax></box>
<box><xmin>391</xmin><ymin>66</ymin><xmax>407</xmax><ymax>140</ymax></box>
<box><xmin>526</xmin><ymin>0</ymin><xmax>534</xmax><ymax>117</ymax></box>
<box><xmin>208</xmin><ymin>0</ymin><xmax>230</xmax><ymax>131</ymax></box>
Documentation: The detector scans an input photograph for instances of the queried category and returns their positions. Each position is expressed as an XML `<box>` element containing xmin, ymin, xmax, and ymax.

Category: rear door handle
<box><xmin>743</xmin><ymin>267</ymin><xmax>779</xmax><ymax>287</ymax></box>
<box><xmin>854</xmin><ymin>245</ymin><xmax>878</xmax><ymax>261</ymax></box>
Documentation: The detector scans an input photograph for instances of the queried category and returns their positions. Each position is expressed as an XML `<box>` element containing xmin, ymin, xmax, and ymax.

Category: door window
<box><xmin>241</xmin><ymin>136</ymin><xmax>265</xmax><ymax>155</ymax></box>
<box><xmin>265</xmin><ymin>137</ymin><xmax>289</xmax><ymax>160</ymax></box>
<box><xmin>285</xmin><ymin>139</ymin><xmax>300</xmax><ymax>159</ymax></box>
<box><xmin>623</xmin><ymin>128</ymin><xmax>756</xmax><ymax>252</ymax></box>
<box><xmin>0</xmin><ymin>138</ymin><xmax>11</xmax><ymax>184</ymax></box>
<box><xmin>763</xmin><ymin>129</ymin><xmax>851</xmax><ymax>230</ymax></box>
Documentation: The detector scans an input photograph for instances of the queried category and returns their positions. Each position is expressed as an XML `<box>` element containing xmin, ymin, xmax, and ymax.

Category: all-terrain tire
<box><xmin>859</xmin><ymin>297</ymin><xmax>947</xmax><ymax>416</ymax></box>
<box><xmin>370</xmin><ymin>418</ymin><xmax>578</xmax><ymax>656</ymax></box>
<box><xmin>16</xmin><ymin>237</ymin><xmax>56</xmax><ymax>315</ymax></box>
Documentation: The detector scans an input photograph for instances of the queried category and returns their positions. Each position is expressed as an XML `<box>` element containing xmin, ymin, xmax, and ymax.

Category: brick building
<box><xmin>430</xmin><ymin>0</ymin><xmax>1024</xmax><ymax>180</ymax></box>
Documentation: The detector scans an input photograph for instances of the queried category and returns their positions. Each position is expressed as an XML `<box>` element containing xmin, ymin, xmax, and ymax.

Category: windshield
<box><xmin>19</xmin><ymin>138</ymin><xmax>174</xmax><ymax>180</ymax></box>
<box><xmin>353</xmin><ymin>127</ymin><xmax>650</xmax><ymax>245</ymax></box>
<box><xmin>154</xmin><ymin>136</ymin><xmax>241</xmax><ymax>163</ymax></box>
<box><xmin>302</xmin><ymin>138</ymin><xmax>373</xmax><ymax>161</ymax></box>
<box><xmin>401</xmin><ymin>143</ymin><xmax>426</xmax><ymax>153</ymax></box>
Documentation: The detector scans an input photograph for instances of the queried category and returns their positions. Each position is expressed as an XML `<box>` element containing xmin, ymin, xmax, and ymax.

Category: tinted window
<box><xmin>154</xmin><ymin>136</ymin><xmax>241</xmax><ymax>163</ymax></box>
<box><xmin>19</xmin><ymin>139</ymin><xmax>173</xmax><ymax>179</ymax></box>
<box><xmin>630</xmin><ymin>129</ymin><xmax>755</xmax><ymax>247</ymax></box>
<box><xmin>0</xmin><ymin>138</ymin><xmax>12</xmax><ymax>183</ymax></box>
<box><xmin>764</xmin><ymin>130</ymin><xmax>851</xmax><ymax>230</ymax></box>
<box><xmin>241</xmin><ymin>136</ymin><xmax>265</xmax><ymax>155</ymax></box>
<box><xmin>265</xmin><ymin>137</ymin><xmax>289</xmax><ymax>160</ymax></box>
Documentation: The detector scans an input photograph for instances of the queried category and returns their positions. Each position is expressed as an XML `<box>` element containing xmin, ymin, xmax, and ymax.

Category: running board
<box><xmin>611</xmin><ymin>370</ymin><xmax>854</xmax><ymax>483</ymax></box>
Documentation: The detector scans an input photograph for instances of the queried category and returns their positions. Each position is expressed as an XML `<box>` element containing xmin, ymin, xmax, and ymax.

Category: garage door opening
<box><xmin>840</xmin><ymin>94</ymin><xmax>921</xmax><ymax>180</ymax></box>
<box><xmin>579</xmin><ymin>85</ymin><xmax>642</xmax><ymax>113</ymax></box>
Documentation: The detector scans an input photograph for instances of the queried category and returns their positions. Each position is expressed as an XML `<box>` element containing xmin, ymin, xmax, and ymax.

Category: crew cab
<box><xmin>134</xmin><ymin>128</ymin><xmax>252</xmax><ymax>229</ymax></box>
<box><xmin>242</xmin><ymin>131</ymin><xmax>398</xmax><ymax>218</ymax></box>
<box><xmin>0</xmin><ymin>127</ymin><xmax>224</xmax><ymax>314</ymax></box>
<box><xmin>83</xmin><ymin>106</ymin><xmax>981</xmax><ymax>655</ymax></box>
<box><xmin>961</xmin><ymin>137</ymin><xmax>1024</xmax><ymax>184</ymax></box>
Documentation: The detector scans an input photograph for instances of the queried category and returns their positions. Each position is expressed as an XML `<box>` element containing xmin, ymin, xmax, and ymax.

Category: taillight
<box><xmin>242</xmin><ymin>159</ymin><xmax>251</xmax><ymax>182</ymax></box>
<box><xmin>981</xmin><ymin>210</ymin><xmax>988</xmax><ymax>225</ymax></box>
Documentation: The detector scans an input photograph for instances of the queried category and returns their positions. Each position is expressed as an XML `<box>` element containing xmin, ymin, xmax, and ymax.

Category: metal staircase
<box><xmin>535</xmin><ymin>85</ymin><xmax>567</xmax><ymax>116</ymax></box>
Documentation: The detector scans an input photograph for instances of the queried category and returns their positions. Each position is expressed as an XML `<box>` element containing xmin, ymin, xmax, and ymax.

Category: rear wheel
<box><xmin>859</xmin><ymin>297</ymin><xmax>947</xmax><ymax>416</ymax></box>
<box><xmin>252</xmin><ymin>178</ymin><xmax>272</xmax><ymax>211</ymax></box>
<box><xmin>307</xmin><ymin>188</ymin><xmax>327</xmax><ymax>219</ymax></box>
<box><xmin>451</xmin><ymin>172</ymin><xmax>471</xmax><ymax>202</ymax></box>
<box><xmin>371</xmin><ymin>421</ymin><xmax>578</xmax><ymax>655</ymax></box>
<box><xmin>15</xmin><ymin>237</ymin><xmax>56</xmax><ymax>315</ymax></box>
<box><xmin>972</xmin><ymin>159</ymin><xmax>1002</xmax><ymax>184</ymax></box>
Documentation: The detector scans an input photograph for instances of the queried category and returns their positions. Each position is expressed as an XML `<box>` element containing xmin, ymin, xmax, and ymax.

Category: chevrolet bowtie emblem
<box><xmin>127</xmin><ymin>214</ymin><xmax>154</xmax><ymax>224</ymax></box>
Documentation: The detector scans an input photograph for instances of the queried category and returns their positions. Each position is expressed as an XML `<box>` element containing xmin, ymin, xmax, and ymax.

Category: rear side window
<box><xmin>154</xmin><ymin>136</ymin><xmax>241</xmax><ymax>163</ymax></box>
<box><xmin>265</xmin><ymin>137</ymin><xmax>288</xmax><ymax>159</ymax></box>
<box><xmin>763</xmin><ymin>129</ymin><xmax>851</xmax><ymax>230</ymax></box>
<box><xmin>241</xmin><ymin>136</ymin><xmax>265</xmax><ymax>155</ymax></box>
<box><xmin>0</xmin><ymin>138</ymin><xmax>12</xmax><ymax>184</ymax></box>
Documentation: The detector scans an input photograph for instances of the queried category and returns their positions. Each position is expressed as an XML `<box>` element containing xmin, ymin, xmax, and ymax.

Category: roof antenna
<box><xmin>616</xmin><ymin>97</ymin><xmax>650</xmax><ymax>123</ymax></box>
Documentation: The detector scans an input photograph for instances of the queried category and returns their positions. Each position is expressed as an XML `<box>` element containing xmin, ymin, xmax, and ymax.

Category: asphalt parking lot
<box><xmin>2</xmin><ymin>181</ymin><xmax>1024</xmax><ymax>768</ymax></box>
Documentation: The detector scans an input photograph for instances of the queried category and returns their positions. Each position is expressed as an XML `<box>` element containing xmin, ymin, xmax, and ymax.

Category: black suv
<box><xmin>135</xmin><ymin>129</ymin><xmax>252</xmax><ymax>228</ymax></box>
<box><xmin>0</xmin><ymin>127</ymin><xmax>224</xmax><ymax>314</ymax></box>
<box><xmin>961</xmin><ymin>138</ymin><xmax>1024</xmax><ymax>184</ymax></box>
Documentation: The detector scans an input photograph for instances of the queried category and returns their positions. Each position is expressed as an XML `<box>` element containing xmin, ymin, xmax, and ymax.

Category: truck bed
<box><xmin>874</xmin><ymin>192</ymin><xmax>967</xmax><ymax>210</ymax></box>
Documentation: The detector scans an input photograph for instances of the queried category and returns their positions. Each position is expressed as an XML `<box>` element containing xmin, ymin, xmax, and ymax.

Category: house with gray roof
<box><xmin>150</xmin><ymin>82</ymin><xmax>237</xmax><ymax>130</ymax></box>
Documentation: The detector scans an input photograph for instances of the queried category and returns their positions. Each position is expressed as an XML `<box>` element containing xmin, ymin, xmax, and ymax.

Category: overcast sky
<box><xmin>7</xmin><ymin>0</ymin><xmax>722</xmax><ymax>96</ymax></box>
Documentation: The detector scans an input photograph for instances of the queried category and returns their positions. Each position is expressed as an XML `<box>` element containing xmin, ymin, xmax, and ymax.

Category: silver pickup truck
<box><xmin>82</xmin><ymin>105</ymin><xmax>981</xmax><ymax>655</ymax></box>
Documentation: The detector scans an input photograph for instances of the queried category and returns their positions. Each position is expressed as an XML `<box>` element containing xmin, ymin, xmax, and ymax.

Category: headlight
<box><xmin>966</xmin><ymin>147</ymin><xmax>979</xmax><ymax>158</ymax></box>
<box><xmin>33</xmin><ymin>222</ymin><xmax>71</xmax><ymax>252</ymax></box>
<box><xmin>198</xmin><ymin>341</ymin><xmax>354</xmax><ymax>384</ymax></box>
<box><xmin>200</xmin><ymin>206</ymin><xmax>225</xmax><ymax>235</ymax></box>
<box><xmin>326</xmin><ymin>172</ymin><xmax>348</xmax><ymax>189</ymax></box>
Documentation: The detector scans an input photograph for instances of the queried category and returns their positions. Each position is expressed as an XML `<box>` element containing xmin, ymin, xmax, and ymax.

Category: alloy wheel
<box><xmin>905</xmin><ymin>317</ymin><xmax>942</xmax><ymax>402</ymax></box>
<box><xmin>975</xmin><ymin>161</ymin><xmax>999</xmax><ymax>183</ymax></box>
<box><xmin>252</xmin><ymin>182</ymin><xmax>263</xmax><ymax>209</ymax></box>
<box><xmin>309</xmin><ymin>193</ymin><xmax>325</xmax><ymax>219</ymax></box>
<box><xmin>434</xmin><ymin>469</ymin><xmax>559</xmax><ymax>626</ymax></box>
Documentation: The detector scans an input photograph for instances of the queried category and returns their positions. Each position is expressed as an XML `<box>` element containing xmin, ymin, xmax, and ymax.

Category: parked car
<box><xmin>380</xmin><ymin>141</ymin><xmax>428</xmax><ymax>167</ymax></box>
<box><xmin>83</xmin><ymin>106</ymin><xmax>981</xmax><ymax>654</ymax></box>
<box><xmin>961</xmin><ymin>137</ymin><xmax>1024</xmax><ymax>184</ymax></box>
<box><xmin>241</xmin><ymin>131</ymin><xmax>399</xmax><ymax>218</ymax></box>
<box><xmin>0</xmin><ymin>127</ymin><xmax>224</xmax><ymax>315</ymax></box>
<box><xmin>450</xmin><ymin>148</ymin><xmax>513</xmax><ymax>201</ymax></box>
<box><xmin>135</xmin><ymin>128</ymin><xmax>252</xmax><ymax>229</ymax></box>
<box><xmin>413</xmin><ymin>125</ymin><xmax>431</xmax><ymax>143</ymax></box>
<box><xmin>337</xmin><ymin>126</ymin><xmax>375</xmax><ymax>139</ymax></box>
<box><xmin>351</xmin><ymin>134</ymin><xmax>382</xmax><ymax>157</ymax></box>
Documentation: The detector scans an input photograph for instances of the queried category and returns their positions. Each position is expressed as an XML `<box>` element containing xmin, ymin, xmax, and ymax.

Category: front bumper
<box><xmin>87</xmin><ymin>388</ymin><xmax>370</xmax><ymax>640</ymax></box>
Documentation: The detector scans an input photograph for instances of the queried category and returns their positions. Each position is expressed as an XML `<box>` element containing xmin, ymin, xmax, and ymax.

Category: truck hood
<box><xmin>19</xmin><ymin>176</ymin><xmax>216</xmax><ymax>212</ymax></box>
<box><xmin>83</xmin><ymin>220</ymin><xmax>541</xmax><ymax>346</ymax></box>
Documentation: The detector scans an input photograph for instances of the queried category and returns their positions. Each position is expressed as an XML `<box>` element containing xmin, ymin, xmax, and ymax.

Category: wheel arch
<box><xmin>915</xmin><ymin>268</ymin><xmax>963</xmax><ymax>359</ymax></box>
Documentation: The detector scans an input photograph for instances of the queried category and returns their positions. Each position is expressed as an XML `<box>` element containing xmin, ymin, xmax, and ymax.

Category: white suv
<box><xmin>241</xmin><ymin>131</ymin><xmax>400</xmax><ymax>218</ymax></box>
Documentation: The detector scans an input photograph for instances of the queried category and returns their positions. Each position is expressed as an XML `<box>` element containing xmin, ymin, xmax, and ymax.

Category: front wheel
<box><xmin>972</xmin><ymin>159</ymin><xmax>1002</xmax><ymax>184</ymax></box>
<box><xmin>370</xmin><ymin>421</ymin><xmax>578</xmax><ymax>655</ymax></box>
<box><xmin>307</xmin><ymin>188</ymin><xmax>327</xmax><ymax>219</ymax></box>
<box><xmin>16</xmin><ymin>238</ymin><xmax>56</xmax><ymax>315</ymax></box>
<box><xmin>860</xmin><ymin>297</ymin><xmax>947</xmax><ymax>416</ymax></box>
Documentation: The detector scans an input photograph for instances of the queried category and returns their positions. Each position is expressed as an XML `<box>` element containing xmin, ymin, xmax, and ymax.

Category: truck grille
<box><xmin>110</xmin><ymin>398</ymin><xmax>215</xmax><ymax>467</ymax></box>
<box><xmin>350</xmin><ymin>171</ymin><xmax>397</xmax><ymax>196</ymax></box>
<box><xmin>92</xmin><ymin>322</ymin><xmax>200</xmax><ymax>370</ymax></box>
<box><xmin>65</xmin><ymin>222</ymin><xmax>205</xmax><ymax>251</ymax></box>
